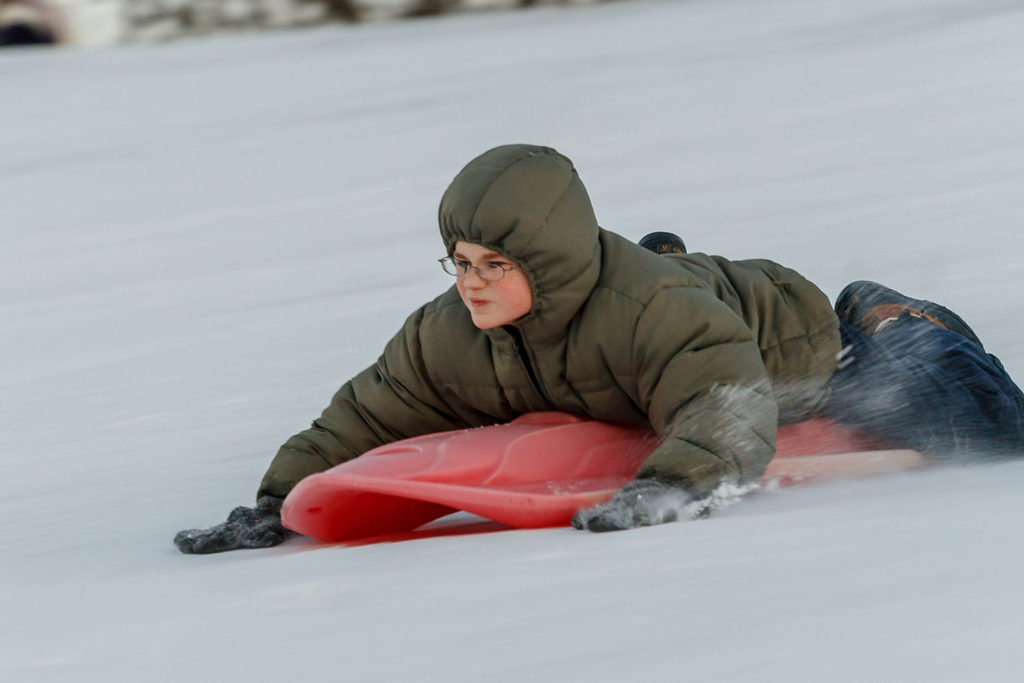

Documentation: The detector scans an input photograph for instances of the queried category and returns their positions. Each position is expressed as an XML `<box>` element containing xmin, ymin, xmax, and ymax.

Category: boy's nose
<box><xmin>462</xmin><ymin>269</ymin><xmax>488</xmax><ymax>287</ymax></box>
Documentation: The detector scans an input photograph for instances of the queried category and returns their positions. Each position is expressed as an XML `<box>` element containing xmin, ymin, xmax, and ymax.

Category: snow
<box><xmin>4</xmin><ymin>1</ymin><xmax>1024</xmax><ymax>680</ymax></box>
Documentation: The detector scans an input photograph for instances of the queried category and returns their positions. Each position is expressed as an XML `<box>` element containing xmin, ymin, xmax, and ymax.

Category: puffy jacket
<box><xmin>259</xmin><ymin>145</ymin><xmax>841</xmax><ymax>499</ymax></box>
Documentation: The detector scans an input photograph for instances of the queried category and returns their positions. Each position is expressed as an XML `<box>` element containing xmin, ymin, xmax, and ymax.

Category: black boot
<box><xmin>638</xmin><ymin>231</ymin><xmax>686</xmax><ymax>255</ymax></box>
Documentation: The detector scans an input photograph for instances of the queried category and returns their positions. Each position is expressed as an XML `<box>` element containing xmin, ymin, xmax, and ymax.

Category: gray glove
<box><xmin>174</xmin><ymin>495</ymin><xmax>291</xmax><ymax>554</ymax></box>
<box><xmin>571</xmin><ymin>479</ymin><xmax>700</xmax><ymax>532</ymax></box>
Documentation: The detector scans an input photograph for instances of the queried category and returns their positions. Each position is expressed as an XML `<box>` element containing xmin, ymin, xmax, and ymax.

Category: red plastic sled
<box><xmin>281</xmin><ymin>412</ymin><xmax>926</xmax><ymax>543</ymax></box>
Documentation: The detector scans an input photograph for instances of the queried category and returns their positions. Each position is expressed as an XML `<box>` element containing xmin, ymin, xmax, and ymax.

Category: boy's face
<box><xmin>453</xmin><ymin>241</ymin><xmax>533</xmax><ymax>329</ymax></box>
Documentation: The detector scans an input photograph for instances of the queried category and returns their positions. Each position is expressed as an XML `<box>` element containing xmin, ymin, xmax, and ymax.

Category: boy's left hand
<box><xmin>571</xmin><ymin>479</ymin><xmax>698</xmax><ymax>532</ymax></box>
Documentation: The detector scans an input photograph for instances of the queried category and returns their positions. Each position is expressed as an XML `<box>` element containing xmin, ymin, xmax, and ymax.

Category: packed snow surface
<box><xmin>4</xmin><ymin>1</ymin><xmax>1024</xmax><ymax>680</ymax></box>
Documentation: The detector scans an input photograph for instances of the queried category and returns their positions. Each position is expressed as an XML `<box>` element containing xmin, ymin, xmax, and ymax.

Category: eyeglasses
<box><xmin>439</xmin><ymin>256</ymin><xmax>519</xmax><ymax>282</ymax></box>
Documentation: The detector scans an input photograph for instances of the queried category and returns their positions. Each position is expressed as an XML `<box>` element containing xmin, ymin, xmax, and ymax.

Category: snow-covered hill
<box><xmin>4</xmin><ymin>1</ymin><xmax>1024</xmax><ymax>680</ymax></box>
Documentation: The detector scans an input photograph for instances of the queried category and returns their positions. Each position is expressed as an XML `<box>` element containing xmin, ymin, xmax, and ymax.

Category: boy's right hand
<box><xmin>174</xmin><ymin>495</ymin><xmax>291</xmax><ymax>554</ymax></box>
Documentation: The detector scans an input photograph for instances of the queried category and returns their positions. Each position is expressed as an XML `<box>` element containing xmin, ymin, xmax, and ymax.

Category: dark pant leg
<box><xmin>822</xmin><ymin>318</ymin><xmax>1024</xmax><ymax>457</ymax></box>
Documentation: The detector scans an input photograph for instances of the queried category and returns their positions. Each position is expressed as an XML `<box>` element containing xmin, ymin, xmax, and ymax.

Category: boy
<box><xmin>176</xmin><ymin>144</ymin><xmax>1024</xmax><ymax>553</ymax></box>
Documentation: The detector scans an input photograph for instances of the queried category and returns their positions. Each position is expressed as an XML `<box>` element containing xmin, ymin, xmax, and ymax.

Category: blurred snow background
<box><xmin>3</xmin><ymin>0</ymin><xmax>1024</xmax><ymax>680</ymax></box>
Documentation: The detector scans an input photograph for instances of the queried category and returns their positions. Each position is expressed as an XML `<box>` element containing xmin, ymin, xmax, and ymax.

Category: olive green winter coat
<box><xmin>259</xmin><ymin>145</ymin><xmax>842</xmax><ymax>500</ymax></box>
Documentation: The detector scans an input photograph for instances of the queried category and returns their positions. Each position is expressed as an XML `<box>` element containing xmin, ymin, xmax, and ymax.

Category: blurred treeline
<box><xmin>1</xmin><ymin>0</ymin><xmax>584</xmax><ymax>48</ymax></box>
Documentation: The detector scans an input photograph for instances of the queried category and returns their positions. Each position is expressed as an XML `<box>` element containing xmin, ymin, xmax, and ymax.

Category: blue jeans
<box><xmin>821</xmin><ymin>317</ymin><xmax>1024</xmax><ymax>458</ymax></box>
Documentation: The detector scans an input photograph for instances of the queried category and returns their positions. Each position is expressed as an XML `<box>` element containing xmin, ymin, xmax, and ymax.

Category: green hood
<box><xmin>438</xmin><ymin>144</ymin><xmax>602</xmax><ymax>341</ymax></box>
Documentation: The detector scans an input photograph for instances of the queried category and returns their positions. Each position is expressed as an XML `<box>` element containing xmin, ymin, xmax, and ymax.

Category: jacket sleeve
<box><xmin>257</xmin><ymin>305</ymin><xmax>472</xmax><ymax>499</ymax></box>
<box><xmin>631</xmin><ymin>287</ymin><xmax>778</xmax><ymax>498</ymax></box>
